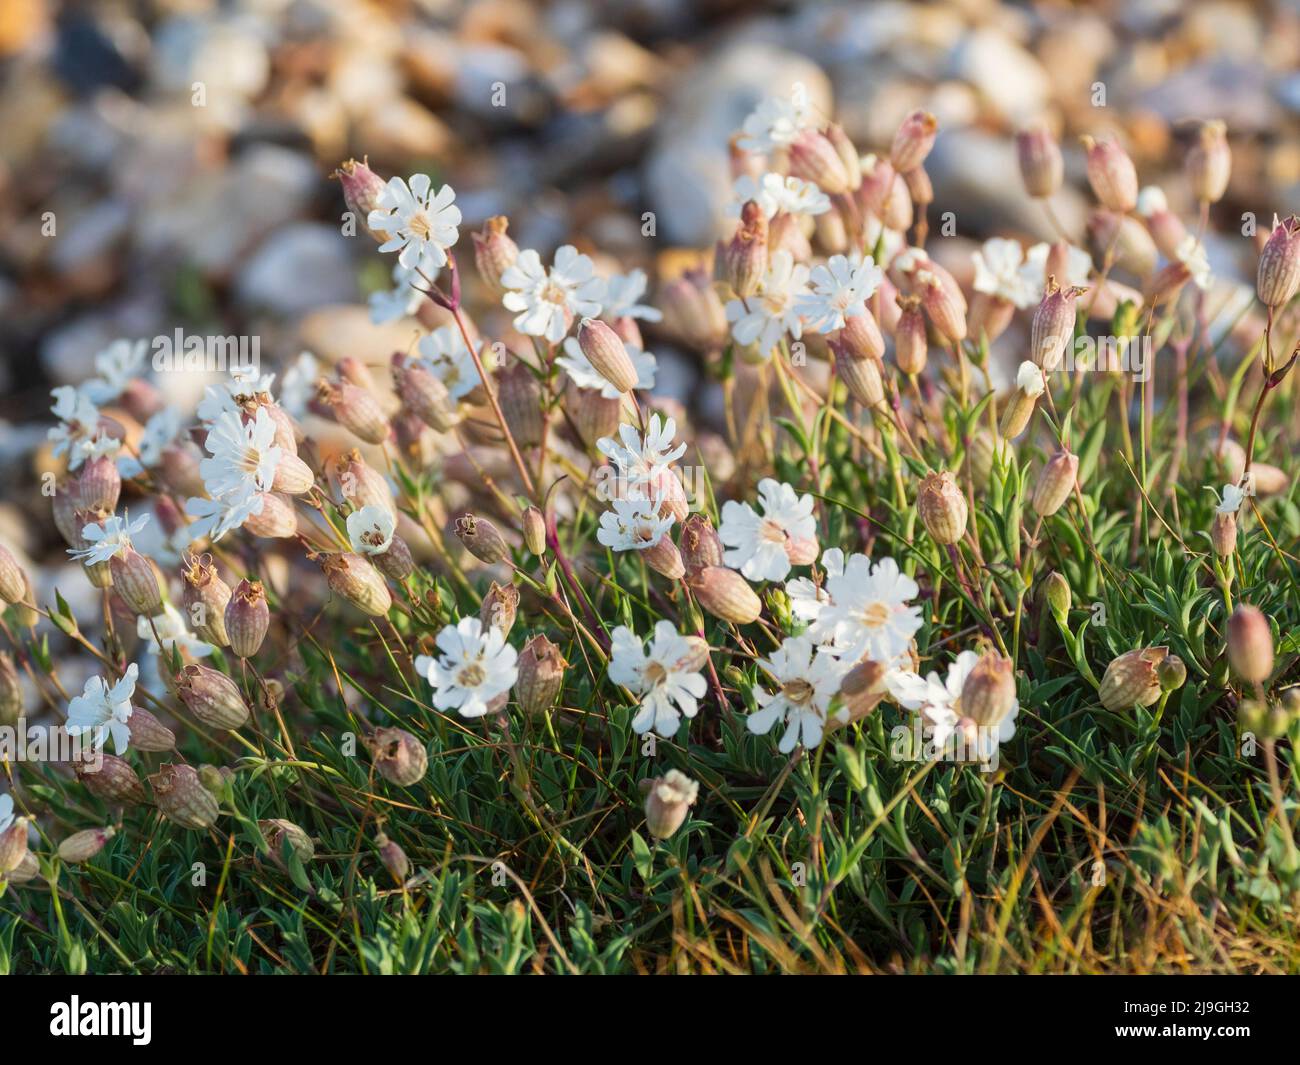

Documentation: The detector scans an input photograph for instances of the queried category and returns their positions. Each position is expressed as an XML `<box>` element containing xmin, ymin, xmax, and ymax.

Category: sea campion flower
<box><xmin>199</xmin><ymin>408</ymin><xmax>284</xmax><ymax>498</ymax></box>
<box><xmin>597</xmin><ymin>492</ymin><xmax>676</xmax><ymax>551</ymax></box>
<box><xmin>599</xmin><ymin>268</ymin><xmax>663</xmax><ymax>322</ymax></box>
<box><xmin>417</xmin><ymin>326</ymin><xmax>491</xmax><ymax>400</ymax></box>
<box><xmin>66</xmin><ymin>664</ymin><xmax>138</xmax><ymax>754</ymax></box>
<box><xmin>786</xmin><ymin>547</ymin><xmax>843</xmax><ymax>624</ymax></box>
<box><xmin>972</xmin><ymin>238</ymin><xmax>1038</xmax><ymax>308</ymax></box>
<box><xmin>136</xmin><ymin>603</ymin><xmax>215</xmax><ymax>658</ymax></box>
<box><xmin>347</xmin><ymin>505</ymin><xmax>396</xmax><ymax>556</ymax></box>
<box><xmin>729</xmin><ymin>173</ymin><xmax>830</xmax><ymax>220</ymax></box>
<box><xmin>737</xmin><ymin>94</ymin><xmax>816</xmax><ymax>154</ymax></box>
<box><xmin>724</xmin><ymin>249</ymin><xmax>810</xmax><ymax>358</ymax></box>
<box><xmin>1213</xmin><ymin>483</ymin><xmax>1247</xmax><ymax>515</ymax></box>
<box><xmin>501</xmin><ymin>245</ymin><xmax>605</xmax><ymax>343</ymax></box>
<box><xmin>416</xmin><ymin>616</ymin><xmax>519</xmax><ymax>719</ymax></box>
<box><xmin>68</xmin><ymin>511</ymin><xmax>149</xmax><ymax>565</ymax></box>
<box><xmin>559</xmin><ymin>337</ymin><xmax>657</xmax><ymax>398</ymax></box>
<box><xmin>811</xmin><ymin>554</ymin><xmax>922</xmax><ymax>661</ymax></box>
<box><xmin>718</xmin><ymin>478</ymin><xmax>816</xmax><ymax>582</ymax></box>
<box><xmin>748</xmin><ymin>635</ymin><xmax>848</xmax><ymax>753</ymax></box>
<box><xmin>185</xmin><ymin>490</ymin><xmax>266</xmax><ymax>542</ymax></box>
<box><xmin>1020</xmin><ymin>241</ymin><xmax>1091</xmax><ymax>295</ymax></box>
<box><xmin>367</xmin><ymin>173</ymin><xmax>462</xmax><ymax>269</ymax></box>
<box><xmin>597</xmin><ymin>413</ymin><xmax>687</xmax><ymax>489</ymax></box>
<box><xmin>0</xmin><ymin>794</ymin><xmax>13</xmax><ymax>834</ymax></box>
<box><xmin>887</xmin><ymin>650</ymin><xmax>1020</xmax><ymax>762</ymax></box>
<box><xmin>49</xmin><ymin>387</ymin><xmax>120</xmax><ymax>471</ymax></box>
<box><xmin>83</xmin><ymin>339</ymin><xmax>149</xmax><ymax>404</ymax></box>
<box><xmin>195</xmin><ymin>367</ymin><xmax>277</xmax><ymax>424</ymax></box>
<box><xmin>117</xmin><ymin>407</ymin><xmax>182</xmax><ymax>479</ymax></box>
<box><xmin>609</xmin><ymin>621</ymin><xmax>708</xmax><ymax>737</ymax></box>
<box><xmin>796</xmin><ymin>254</ymin><xmax>884</xmax><ymax>333</ymax></box>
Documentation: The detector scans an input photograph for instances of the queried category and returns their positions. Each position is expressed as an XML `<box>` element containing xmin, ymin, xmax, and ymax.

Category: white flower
<box><xmin>811</xmin><ymin>554</ymin><xmax>922</xmax><ymax>661</ymax></box>
<box><xmin>558</xmin><ymin>337</ymin><xmax>657</xmax><ymax>398</ymax></box>
<box><xmin>719</xmin><ymin>478</ymin><xmax>816</xmax><ymax>583</ymax></box>
<box><xmin>796</xmin><ymin>253</ymin><xmax>884</xmax><ymax>333</ymax></box>
<box><xmin>367</xmin><ymin>174</ymin><xmax>461</xmax><ymax>270</ymax></box>
<box><xmin>346</xmin><ymin>505</ymin><xmax>396</xmax><ymax>556</ymax></box>
<box><xmin>725</xmin><ymin>250</ymin><xmax>810</xmax><ymax>358</ymax></box>
<box><xmin>1136</xmin><ymin>185</ymin><xmax>1168</xmax><ymax>218</ymax></box>
<box><xmin>729</xmin><ymin>173</ymin><xmax>830</xmax><ymax>220</ymax></box>
<box><xmin>368</xmin><ymin>253</ymin><xmax>440</xmax><ymax>324</ymax></box>
<box><xmin>887</xmin><ymin>651</ymin><xmax>1019</xmax><ymax>762</ymax></box>
<box><xmin>66</xmin><ymin>664</ymin><xmax>138</xmax><ymax>754</ymax></box>
<box><xmin>1020</xmin><ymin>242</ymin><xmax>1092</xmax><ymax>295</ymax></box>
<box><xmin>596</xmin><ymin>413</ymin><xmax>686</xmax><ymax>487</ymax></box>
<box><xmin>49</xmin><ymin>386</ymin><xmax>120</xmax><ymax>471</ymax></box>
<box><xmin>786</xmin><ymin>548</ymin><xmax>844</xmax><ymax>624</ymax></box>
<box><xmin>599</xmin><ymin>269</ymin><xmax>662</xmax><ymax>322</ymax></box>
<box><xmin>83</xmin><ymin>339</ymin><xmax>149</xmax><ymax>404</ymax></box>
<box><xmin>185</xmin><ymin>490</ymin><xmax>265</xmax><ymax>542</ymax></box>
<box><xmin>1214</xmin><ymin>483</ymin><xmax>1246</xmax><ymax>515</ymax></box>
<box><xmin>501</xmin><ymin>245</ymin><xmax>605</xmax><ymax>343</ymax></box>
<box><xmin>196</xmin><ymin>367</ymin><xmax>277</xmax><ymax>424</ymax></box>
<box><xmin>737</xmin><ymin>95</ymin><xmax>816</xmax><ymax>154</ymax></box>
<box><xmin>417</xmin><ymin>326</ymin><xmax>490</xmax><ymax>400</ymax></box>
<box><xmin>1016</xmin><ymin>360</ymin><xmax>1046</xmax><ymax>398</ymax></box>
<box><xmin>415</xmin><ymin>616</ymin><xmax>518</xmax><ymax>718</ymax></box>
<box><xmin>608</xmin><ymin>621</ymin><xmax>707</xmax><ymax>737</ymax></box>
<box><xmin>972</xmin><ymin>238</ymin><xmax>1038</xmax><ymax>309</ymax></box>
<box><xmin>0</xmin><ymin>793</ymin><xmax>13</xmax><ymax>833</ymax></box>
<box><xmin>68</xmin><ymin>512</ymin><xmax>149</xmax><ymax>564</ymax></box>
<box><xmin>119</xmin><ymin>406</ymin><xmax>182</xmax><ymax>478</ymax></box>
<box><xmin>597</xmin><ymin>492</ymin><xmax>675</xmax><ymax>551</ymax></box>
<box><xmin>1175</xmin><ymin>234</ymin><xmax>1212</xmax><ymax>290</ymax></box>
<box><xmin>748</xmin><ymin>635</ymin><xmax>848</xmax><ymax>752</ymax></box>
<box><xmin>278</xmin><ymin>352</ymin><xmax>319</xmax><ymax>418</ymax></box>
<box><xmin>137</xmin><ymin>603</ymin><xmax>214</xmax><ymax>658</ymax></box>
<box><xmin>199</xmin><ymin>408</ymin><xmax>282</xmax><ymax>499</ymax></box>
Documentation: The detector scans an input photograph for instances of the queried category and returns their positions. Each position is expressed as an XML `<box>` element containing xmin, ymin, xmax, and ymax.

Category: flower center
<box><xmin>643</xmin><ymin>661</ymin><xmax>668</xmax><ymax>687</ymax></box>
<box><xmin>457</xmin><ymin>663</ymin><xmax>486</xmax><ymax>688</ymax></box>
<box><xmin>759</xmin><ymin>518</ymin><xmax>787</xmax><ymax>544</ymax></box>
<box><xmin>540</xmin><ymin>280</ymin><xmax>568</xmax><ymax>306</ymax></box>
<box><xmin>860</xmin><ymin>601</ymin><xmax>892</xmax><ymax>628</ymax></box>
<box><xmin>781</xmin><ymin>678</ymin><xmax>815</xmax><ymax>706</ymax></box>
<box><xmin>408</xmin><ymin>211</ymin><xmax>433</xmax><ymax>240</ymax></box>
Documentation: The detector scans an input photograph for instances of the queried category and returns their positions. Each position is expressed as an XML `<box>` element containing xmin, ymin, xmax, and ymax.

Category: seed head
<box><xmin>516</xmin><ymin>635</ymin><xmax>567</xmax><ymax>717</ymax></box>
<box><xmin>917</xmin><ymin>470</ymin><xmax>968</xmax><ymax>545</ymax></box>
<box><xmin>225</xmin><ymin>578</ymin><xmax>270</xmax><ymax>658</ymax></box>
<box><xmin>367</xmin><ymin>727</ymin><xmax>428</xmax><ymax>787</ymax></box>
<box><xmin>1099</xmin><ymin>647</ymin><xmax>1167</xmax><ymax>711</ymax></box>
<box><xmin>150</xmin><ymin>763</ymin><xmax>221</xmax><ymax>830</ymax></box>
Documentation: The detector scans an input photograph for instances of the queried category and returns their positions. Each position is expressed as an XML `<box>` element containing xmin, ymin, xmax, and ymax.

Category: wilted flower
<box><xmin>643</xmin><ymin>769</ymin><xmax>699</xmax><ymax>839</ymax></box>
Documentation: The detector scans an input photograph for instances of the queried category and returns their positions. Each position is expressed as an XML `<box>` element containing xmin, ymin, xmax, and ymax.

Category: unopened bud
<box><xmin>522</xmin><ymin>506</ymin><xmax>546</xmax><ymax>556</ymax></box>
<box><xmin>317</xmin><ymin>379</ymin><xmax>390</xmax><ymax>445</ymax></box>
<box><xmin>517</xmin><ymin>635</ymin><xmax>566</xmax><ymax>716</ymax></box>
<box><xmin>890</xmin><ymin>110</ymin><xmax>938</xmax><ymax>173</ymax></box>
<box><xmin>1157</xmin><ymin>653</ymin><xmax>1187</xmax><ymax>692</ymax></box>
<box><xmin>1210</xmin><ymin>510</ymin><xmax>1237</xmax><ymax>558</ymax></box>
<box><xmin>690</xmin><ymin>565</ymin><xmax>761</xmax><ymax>624</ymax></box>
<box><xmin>1081</xmin><ymin>135</ymin><xmax>1138</xmax><ymax>213</ymax></box>
<box><xmin>243</xmin><ymin>492</ymin><xmax>299</xmax><ymax>539</ymax></box>
<box><xmin>110</xmin><ymin>547</ymin><xmax>164</xmax><ymax>616</ymax></box>
<box><xmin>1031</xmin><ymin>449</ymin><xmax>1079</xmax><ymax>517</ymax></box>
<box><xmin>1227</xmin><ymin>604</ymin><xmax>1273</xmax><ymax>684</ymax></box>
<box><xmin>471</xmin><ymin>216</ymin><xmax>519</xmax><ymax>296</ymax></box>
<box><xmin>0</xmin><ymin>817</ymin><xmax>29</xmax><ymax>874</ymax></box>
<box><xmin>960</xmin><ymin>652</ymin><xmax>1016</xmax><ymax>729</ymax></box>
<box><xmin>893</xmin><ymin>296</ymin><xmax>927</xmax><ymax>376</ymax></box>
<box><xmin>176</xmin><ymin>664</ymin><xmax>251</xmax><ymax>730</ymax></box>
<box><xmin>125</xmin><ymin>707</ymin><xmax>176</xmax><ymax>752</ymax></box>
<box><xmin>454</xmin><ymin>514</ymin><xmax>510</xmax><ymax>564</ymax></box>
<box><xmin>58</xmin><ymin>826</ymin><xmax>115</xmax><ymax>864</ymax></box>
<box><xmin>720</xmin><ymin>201</ymin><xmax>767</xmax><ymax>298</ymax></box>
<box><xmin>917</xmin><ymin>272</ymin><xmax>966</xmax><ymax>345</ymax></box>
<box><xmin>1016</xmin><ymin>126</ymin><xmax>1063</xmax><ymax>199</ymax></box>
<box><xmin>1044</xmin><ymin>571</ymin><xmax>1071</xmax><ymax>623</ymax></box>
<box><xmin>917</xmin><ymin>470</ymin><xmax>968</xmax><ymax>545</ymax></box>
<box><xmin>825</xmin><ymin>123</ymin><xmax>862</xmax><ymax>190</ymax></box>
<box><xmin>373</xmin><ymin>534</ymin><xmax>415</xmax><ymax>581</ymax></box>
<box><xmin>321</xmin><ymin>552</ymin><xmax>393</xmax><ymax>616</ymax></box>
<box><xmin>335</xmin><ymin>158</ymin><xmax>387</xmax><ymax>239</ymax></box>
<box><xmin>0</xmin><ymin>543</ymin><xmax>27</xmax><ymax>605</ymax></box>
<box><xmin>1186</xmin><ymin>120</ymin><xmax>1230</xmax><ymax>204</ymax></box>
<box><xmin>392</xmin><ymin>355</ymin><xmax>459</xmax><ymax>433</ymax></box>
<box><xmin>789</xmin><ymin>128</ymin><xmax>851</xmax><ymax>195</ymax></box>
<box><xmin>375</xmin><ymin>832</ymin><xmax>411</xmax><ymax>885</ymax></box>
<box><xmin>832</xmin><ymin>344</ymin><xmax>885</xmax><ymax>408</ymax></box>
<box><xmin>578</xmin><ymin>318</ymin><xmax>639</xmax><ymax>394</ymax></box>
<box><xmin>497</xmin><ymin>360</ymin><xmax>544</xmax><ymax>448</ymax></box>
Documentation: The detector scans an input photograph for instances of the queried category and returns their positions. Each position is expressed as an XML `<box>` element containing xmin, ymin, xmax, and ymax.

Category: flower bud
<box><xmin>77</xmin><ymin>454</ymin><xmax>121</xmax><ymax>513</ymax></box>
<box><xmin>1256</xmin><ymin>215</ymin><xmax>1300</xmax><ymax>308</ymax></box>
<box><xmin>259</xmin><ymin>819</ymin><xmax>315</xmax><ymax>870</ymax></box>
<box><xmin>392</xmin><ymin>355</ymin><xmax>460</xmax><ymax>433</ymax></box>
<box><xmin>321</xmin><ymin>552</ymin><xmax>392</xmax><ymax>616</ymax></box>
<box><xmin>1044</xmin><ymin>571</ymin><xmax>1071</xmax><ymax>623</ymax></box>
<box><xmin>680</xmin><ymin>513</ymin><xmax>725</xmax><ymax>578</ymax></box>
<box><xmin>373</xmin><ymin>534</ymin><xmax>415</xmax><ymax>581</ymax></box>
<box><xmin>0</xmin><ymin>652</ymin><xmax>21</xmax><ymax>728</ymax></box>
<box><xmin>1031</xmin><ymin>279</ymin><xmax>1082</xmax><ymax>372</ymax></box>
<box><xmin>150</xmin><ymin>763</ymin><xmax>221</xmax><ymax>830</ymax></box>
<box><xmin>1238</xmin><ymin>697</ymin><xmax>1267</xmax><ymax>735</ymax></box>
<box><xmin>917</xmin><ymin>271</ymin><xmax>967</xmax><ymax>345</ymax></box>
<box><xmin>960</xmin><ymin>652</ymin><xmax>1016</xmax><ymax>729</ymax></box>
<box><xmin>917</xmin><ymin>470</ymin><xmax>968</xmax><ymax>545</ymax></box>
<box><xmin>968</xmin><ymin>292</ymin><xmax>1015</xmax><ymax>345</ymax></box>
<box><xmin>334</xmin><ymin>158</ymin><xmax>387</xmax><ymax>239</ymax></box>
<box><xmin>182</xmin><ymin>552</ymin><xmax>231</xmax><ymax>647</ymax></box>
<box><xmin>110</xmin><ymin>547</ymin><xmax>164</xmax><ymax>616</ymax></box>
<box><xmin>198</xmin><ymin>764</ymin><xmax>234</xmax><ymax>796</ymax></box>
<box><xmin>367</xmin><ymin>727</ymin><xmax>428</xmax><ymax>786</ymax></box>
<box><xmin>454</xmin><ymin>513</ymin><xmax>510</xmax><ymax>564</ymax></box>
<box><xmin>568</xmin><ymin>383</ymin><xmax>622</xmax><ymax>452</ymax></box>
<box><xmin>643</xmin><ymin>536</ymin><xmax>686</xmax><ymax>580</ymax></box>
<box><xmin>832</xmin><ymin>345</ymin><xmax>885</xmax><ymax>408</ymax></box>
<box><xmin>330</xmin><ymin>450</ymin><xmax>395</xmax><ymax>519</ymax></box>
<box><xmin>176</xmin><ymin>664</ymin><xmax>251</xmax><ymax>730</ymax></box>
<box><xmin>1210</xmin><ymin>509</ymin><xmax>1237</xmax><ymax>558</ymax></box>
<box><xmin>159</xmin><ymin>441</ymin><xmax>206</xmax><ymax>498</ymax></box>
<box><xmin>58</xmin><ymin>826</ymin><xmax>115</xmax><ymax>864</ymax></box>
<box><xmin>317</xmin><ymin>379</ymin><xmax>389</xmax><ymax>445</ymax></box>
<box><xmin>0</xmin><ymin>543</ymin><xmax>27</xmax><ymax>605</ymax></box>
<box><xmin>1280</xmin><ymin>687</ymin><xmax>1300</xmax><ymax>718</ymax></box>
<box><xmin>1186</xmin><ymin>120</ymin><xmax>1230</xmax><ymax>205</ymax></box>
<box><xmin>243</xmin><ymin>492</ymin><xmax>299</xmax><ymax>539</ymax></box>
<box><xmin>471</xmin><ymin>216</ymin><xmax>519</xmax><ymax>295</ymax></box>
<box><xmin>1099</xmin><ymin>647</ymin><xmax>1167</xmax><ymax>711</ymax></box>
<box><xmin>522</xmin><ymin>506</ymin><xmax>546</xmax><ymax>556</ymax></box>
<box><xmin>720</xmin><ymin>201</ymin><xmax>767</xmax><ymax>298</ymax></box>
<box><xmin>52</xmin><ymin>480</ymin><xmax>85</xmax><ymax>546</ymax></box>
<box><xmin>497</xmin><ymin>360</ymin><xmax>544</xmax><ymax>448</ymax></box>
<box><xmin>516</xmin><ymin>635</ymin><xmax>566</xmax><ymax>716</ymax></box>
<box><xmin>578</xmin><ymin>318</ymin><xmax>639</xmax><ymax>394</ymax></box>
<box><xmin>1227</xmin><ymin>604</ymin><xmax>1273</xmax><ymax>684</ymax></box>
<box><xmin>126</xmin><ymin>707</ymin><xmax>176</xmax><ymax>752</ymax></box>
<box><xmin>1081</xmin><ymin>135</ymin><xmax>1138</xmax><ymax>213</ymax></box>
<box><xmin>76</xmin><ymin>752</ymin><xmax>147</xmax><ymax>805</ymax></box>
<box><xmin>838</xmin><ymin>657</ymin><xmax>888</xmax><ymax>723</ymax></box>
<box><xmin>837</xmin><ymin>309</ymin><xmax>885</xmax><ymax>361</ymax></box>
<box><xmin>1031</xmin><ymin>448</ymin><xmax>1079</xmax><ymax>517</ymax></box>
<box><xmin>0</xmin><ymin>817</ymin><xmax>29</xmax><ymax>875</ymax></box>
<box><xmin>1157</xmin><ymin>653</ymin><xmax>1187</xmax><ymax>692</ymax></box>
<box><xmin>267</xmin><ymin>450</ymin><xmax>313</xmax><ymax>496</ymax></box>
<box><xmin>890</xmin><ymin>110</ymin><xmax>937</xmax><ymax>173</ymax></box>
<box><xmin>5</xmin><ymin>851</ymin><xmax>38</xmax><ymax>885</ymax></box>
<box><xmin>1016</xmin><ymin>126</ymin><xmax>1063</xmax><ymax>198</ymax></box>
<box><xmin>1087</xmin><ymin>210</ymin><xmax>1157</xmax><ymax>279</ymax></box>
<box><xmin>220</xmin><ymin>579</ymin><xmax>266</xmax><ymax>658</ymax></box>
<box><xmin>375</xmin><ymin>832</ymin><xmax>411</xmax><ymax>885</ymax></box>
<box><xmin>893</xmin><ymin>296</ymin><xmax>928</xmax><ymax>375</ymax></box>
<box><xmin>660</xmin><ymin>270</ymin><xmax>728</xmax><ymax>351</ymax></box>
<box><xmin>789</xmin><ymin>128</ymin><xmax>851</xmax><ymax>195</ymax></box>
<box><xmin>689</xmin><ymin>566</ymin><xmax>761</xmax><ymax>624</ymax></box>
<box><xmin>643</xmin><ymin>769</ymin><xmax>698</xmax><ymax>839</ymax></box>
<box><xmin>337</xmin><ymin>356</ymin><xmax>377</xmax><ymax>393</ymax></box>
<box><xmin>903</xmin><ymin>166</ymin><xmax>933</xmax><ymax>209</ymax></box>
<box><xmin>480</xmin><ymin>580</ymin><xmax>520</xmax><ymax>637</ymax></box>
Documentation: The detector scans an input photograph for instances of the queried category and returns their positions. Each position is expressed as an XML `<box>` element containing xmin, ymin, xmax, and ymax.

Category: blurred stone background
<box><xmin>2</xmin><ymin>0</ymin><xmax>1299</xmax><ymax>462</ymax></box>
